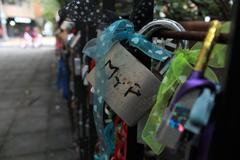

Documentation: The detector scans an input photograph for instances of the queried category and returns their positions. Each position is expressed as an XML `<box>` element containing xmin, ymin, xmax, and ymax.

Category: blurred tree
<box><xmin>56</xmin><ymin>0</ymin><xmax>66</xmax><ymax>7</ymax></box>
<box><xmin>40</xmin><ymin>0</ymin><xmax>60</xmax><ymax>21</ymax></box>
<box><xmin>155</xmin><ymin>0</ymin><xmax>233</xmax><ymax>21</ymax></box>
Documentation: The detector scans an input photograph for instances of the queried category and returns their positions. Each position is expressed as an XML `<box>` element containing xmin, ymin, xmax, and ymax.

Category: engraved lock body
<box><xmin>87</xmin><ymin>43</ymin><xmax>160</xmax><ymax>126</ymax></box>
<box><xmin>86</xmin><ymin>19</ymin><xmax>188</xmax><ymax>127</ymax></box>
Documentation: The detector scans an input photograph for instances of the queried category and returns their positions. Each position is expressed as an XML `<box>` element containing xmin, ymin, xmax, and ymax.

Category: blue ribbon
<box><xmin>83</xmin><ymin>19</ymin><xmax>172</xmax><ymax>60</ymax></box>
<box><xmin>94</xmin><ymin>154</ymin><xmax>108</xmax><ymax>160</ymax></box>
<box><xmin>103</xmin><ymin>122</ymin><xmax>115</xmax><ymax>155</ymax></box>
<box><xmin>185</xmin><ymin>88</ymin><xmax>216</xmax><ymax>134</ymax></box>
<box><xmin>83</xmin><ymin>19</ymin><xmax>172</xmax><ymax>158</ymax></box>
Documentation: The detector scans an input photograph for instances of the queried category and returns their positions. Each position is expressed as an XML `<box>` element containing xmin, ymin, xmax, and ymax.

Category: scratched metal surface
<box><xmin>87</xmin><ymin>43</ymin><xmax>160</xmax><ymax>126</ymax></box>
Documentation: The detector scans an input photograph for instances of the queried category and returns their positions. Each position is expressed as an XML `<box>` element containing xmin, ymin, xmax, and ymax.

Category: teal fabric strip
<box><xmin>103</xmin><ymin>122</ymin><xmax>115</xmax><ymax>155</ymax></box>
<box><xmin>83</xmin><ymin>19</ymin><xmax>172</xmax><ymax>60</ymax></box>
<box><xmin>83</xmin><ymin>19</ymin><xmax>172</xmax><ymax>158</ymax></box>
<box><xmin>185</xmin><ymin>88</ymin><xmax>216</xmax><ymax>134</ymax></box>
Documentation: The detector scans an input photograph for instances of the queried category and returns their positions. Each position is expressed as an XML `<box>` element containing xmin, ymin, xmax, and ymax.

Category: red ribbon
<box><xmin>111</xmin><ymin>116</ymin><xmax>128</xmax><ymax>160</ymax></box>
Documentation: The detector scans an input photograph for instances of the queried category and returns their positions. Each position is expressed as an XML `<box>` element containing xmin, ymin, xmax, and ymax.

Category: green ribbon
<box><xmin>141</xmin><ymin>22</ymin><xmax>230</xmax><ymax>154</ymax></box>
<box><xmin>142</xmin><ymin>49</ymin><xmax>219</xmax><ymax>154</ymax></box>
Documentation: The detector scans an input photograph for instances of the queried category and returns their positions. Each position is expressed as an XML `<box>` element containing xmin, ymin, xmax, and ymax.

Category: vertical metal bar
<box><xmin>87</xmin><ymin>24</ymin><xmax>97</xmax><ymax>160</ymax></box>
<box><xmin>126</xmin><ymin>0</ymin><xmax>154</xmax><ymax>160</ymax></box>
<box><xmin>210</xmin><ymin>1</ymin><xmax>240</xmax><ymax>159</ymax></box>
<box><xmin>103</xmin><ymin>0</ymin><xmax>115</xmax><ymax>11</ymax></box>
<box><xmin>77</xmin><ymin>23</ymin><xmax>88</xmax><ymax>160</ymax></box>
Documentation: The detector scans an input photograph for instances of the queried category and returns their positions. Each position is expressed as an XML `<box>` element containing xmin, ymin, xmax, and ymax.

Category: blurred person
<box><xmin>54</xmin><ymin>22</ymin><xmax>72</xmax><ymax>56</ymax></box>
<box><xmin>55</xmin><ymin>30</ymin><xmax>64</xmax><ymax>56</ymax></box>
<box><xmin>0</xmin><ymin>26</ymin><xmax>3</xmax><ymax>38</ymax></box>
<box><xmin>31</xmin><ymin>27</ymin><xmax>43</xmax><ymax>48</ymax></box>
<box><xmin>21</xmin><ymin>26</ymin><xmax>32</xmax><ymax>48</ymax></box>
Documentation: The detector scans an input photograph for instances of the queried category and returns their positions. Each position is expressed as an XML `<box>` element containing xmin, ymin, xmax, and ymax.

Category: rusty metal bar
<box><xmin>152</xmin><ymin>31</ymin><xmax>229</xmax><ymax>44</ymax></box>
<box><xmin>180</xmin><ymin>21</ymin><xmax>211</xmax><ymax>31</ymax></box>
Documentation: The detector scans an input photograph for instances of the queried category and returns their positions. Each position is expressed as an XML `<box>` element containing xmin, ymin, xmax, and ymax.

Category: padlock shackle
<box><xmin>138</xmin><ymin>19</ymin><xmax>189</xmax><ymax>49</ymax></box>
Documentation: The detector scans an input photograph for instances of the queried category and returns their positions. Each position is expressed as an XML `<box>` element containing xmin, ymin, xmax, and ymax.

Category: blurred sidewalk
<box><xmin>0</xmin><ymin>47</ymin><xmax>77</xmax><ymax>160</ymax></box>
<box><xmin>0</xmin><ymin>37</ymin><xmax>56</xmax><ymax>48</ymax></box>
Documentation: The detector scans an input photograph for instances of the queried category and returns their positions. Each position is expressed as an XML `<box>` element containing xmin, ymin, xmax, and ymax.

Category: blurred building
<box><xmin>1</xmin><ymin>0</ymin><xmax>42</xmax><ymax>37</ymax></box>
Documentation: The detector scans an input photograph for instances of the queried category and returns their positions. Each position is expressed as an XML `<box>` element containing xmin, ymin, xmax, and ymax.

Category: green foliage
<box><xmin>56</xmin><ymin>0</ymin><xmax>66</xmax><ymax>7</ymax></box>
<box><xmin>155</xmin><ymin>0</ymin><xmax>232</xmax><ymax>21</ymax></box>
<box><xmin>40</xmin><ymin>0</ymin><xmax>60</xmax><ymax>21</ymax></box>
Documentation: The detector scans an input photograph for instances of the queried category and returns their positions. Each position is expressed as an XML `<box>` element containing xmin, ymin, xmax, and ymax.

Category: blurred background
<box><xmin>0</xmin><ymin>0</ymin><xmax>61</xmax><ymax>47</ymax></box>
<box><xmin>0</xmin><ymin>0</ymin><xmax>234</xmax><ymax>160</ymax></box>
<box><xmin>0</xmin><ymin>0</ymin><xmax>233</xmax><ymax>47</ymax></box>
<box><xmin>0</xmin><ymin>0</ymin><xmax>233</xmax><ymax>42</ymax></box>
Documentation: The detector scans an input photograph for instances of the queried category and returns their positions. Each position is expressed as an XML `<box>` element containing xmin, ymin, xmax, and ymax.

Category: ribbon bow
<box><xmin>83</xmin><ymin>19</ymin><xmax>172</xmax><ymax>60</ymax></box>
<box><xmin>83</xmin><ymin>19</ymin><xmax>172</xmax><ymax>158</ymax></box>
<box><xmin>142</xmin><ymin>49</ymin><xmax>219</xmax><ymax>154</ymax></box>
